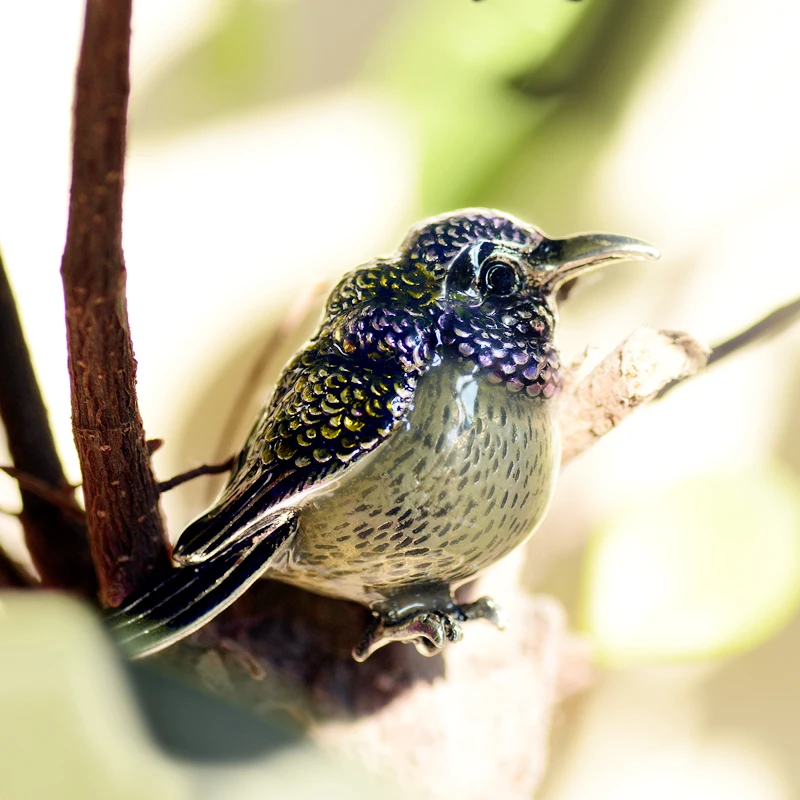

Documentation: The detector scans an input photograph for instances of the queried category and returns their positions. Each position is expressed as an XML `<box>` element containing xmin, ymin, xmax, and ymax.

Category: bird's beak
<box><xmin>530</xmin><ymin>232</ymin><xmax>660</xmax><ymax>290</ymax></box>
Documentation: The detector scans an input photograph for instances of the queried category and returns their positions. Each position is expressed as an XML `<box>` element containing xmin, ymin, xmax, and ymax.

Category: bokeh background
<box><xmin>2</xmin><ymin>0</ymin><xmax>800</xmax><ymax>797</ymax></box>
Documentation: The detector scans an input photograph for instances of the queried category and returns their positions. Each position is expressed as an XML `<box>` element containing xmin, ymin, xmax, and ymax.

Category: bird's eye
<box><xmin>480</xmin><ymin>260</ymin><xmax>518</xmax><ymax>296</ymax></box>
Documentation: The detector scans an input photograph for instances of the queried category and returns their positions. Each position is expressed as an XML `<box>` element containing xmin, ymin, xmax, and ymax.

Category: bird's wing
<box><xmin>106</xmin><ymin>508</ymin><xmax>298</xmax><ymax>658</ymax></box>
<box><xmin>172</xmin><ymin>304</ymin><xmax>434</xmax><ymax>564</ymax></box>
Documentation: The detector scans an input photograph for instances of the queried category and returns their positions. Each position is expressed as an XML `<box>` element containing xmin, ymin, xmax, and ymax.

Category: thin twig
<box><xmin>708</xmin><ymin>296</ymin><xmax>800</xmax><ymax>365</ymax></box>
<box><xmin>158</xmin><ymin>457</ymin><xmax>235</xmax><ymax>494</ymax></box>
<box><xmin>60</xmin><ymin>0</ymin><xmax>169</xmax><ymax>607</ymax></box>
<box><xmin>0</xmin><ymin>251</ymin><xmax>95</xmax><ymax>593</ymax></box>
<box><xmin>0</xmin><ymin>466</ymin><xmax>85</xmax><ymax>521</ymax></box>
<box><xmin>656</xmin><ymin>295</ymin><xmax>800</xmax><ymax>400</ymax></box>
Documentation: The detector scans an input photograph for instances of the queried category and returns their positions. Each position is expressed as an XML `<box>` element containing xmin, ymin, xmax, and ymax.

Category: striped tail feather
<box><xmin>106</xmin><ymin>509</ymin><xmax>297</xmax><ymax>658</ymax></box>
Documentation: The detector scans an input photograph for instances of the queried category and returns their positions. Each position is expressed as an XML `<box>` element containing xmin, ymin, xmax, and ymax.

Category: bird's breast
<box><xmin>271</xmin><ymin>355</ymin><xmax>561</xmax><ymax>607</ymax></box>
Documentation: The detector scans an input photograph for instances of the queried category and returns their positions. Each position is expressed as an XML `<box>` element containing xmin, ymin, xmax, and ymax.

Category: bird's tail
<box><xmin>106</xmin><ymin>509</ymin><xmax>297</xmax><ymax>659</ymax></box>
<box><xmin>170</xmin><ymin>464</ymin><xmax>276</xmax><ymax>565</ymax></box>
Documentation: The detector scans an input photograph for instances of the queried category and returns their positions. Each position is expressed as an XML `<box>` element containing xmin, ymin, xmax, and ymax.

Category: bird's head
<box><xmin>403</xmin><ymin>208</ymin><xmax>658</xmax><ymax>397</ymax></box>
<box><xmin>324</xmin><ymin>208</ymin><xmax>658</xmax><ymax>397</ymax></box>
<box><xmin>403</xmin><ymin>208</ymin><xmax>657</xmax><ymax>307</ymax></box>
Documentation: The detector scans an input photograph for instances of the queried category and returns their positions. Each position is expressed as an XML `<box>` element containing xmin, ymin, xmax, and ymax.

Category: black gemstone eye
<box><xmin>481</xmin><ymin>260</ymin><xmax>517</xmax><ymax>296</ymax></box>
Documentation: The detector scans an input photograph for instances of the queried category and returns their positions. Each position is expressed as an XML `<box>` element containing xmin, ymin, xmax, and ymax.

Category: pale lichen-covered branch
<box><xmin>560</xmin><ymin>327</ymin><xmax>709</xmax><ymax>465</ymax></box>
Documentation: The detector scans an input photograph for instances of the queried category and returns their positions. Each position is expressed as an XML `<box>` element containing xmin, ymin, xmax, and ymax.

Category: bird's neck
<box><xmin>436</xmin><ymin>307</ymin><xmax>562</xmax><ymax>400</ymax></box>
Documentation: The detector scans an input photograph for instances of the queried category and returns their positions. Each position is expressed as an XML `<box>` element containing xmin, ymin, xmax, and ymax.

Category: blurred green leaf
<box><xmin>0</xmin><ymin>594</ymin><xmax>409</xmax><ymax>799</ymax></box>
<box><xmin>365</xmin><ymin>0</ymin><xmax>687</xmax><ymax>219</ymax></box>
<box><xmin>131</xmin><ymin>0</ymin><xmax>289</xmax><ymax>139</ymax></box>
<box><xmin>580</xmin><ymin>468</ymin><xmax>800</xmax><ymax>665</ymax></box>
<box><xmin>0</xmin><ymin>594</ymin><xmax>189</xmax><ymax>800</ymax></box>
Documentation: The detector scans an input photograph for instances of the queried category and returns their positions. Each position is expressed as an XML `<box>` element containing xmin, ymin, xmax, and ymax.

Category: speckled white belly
<box><xmin>267</xmin><ymin>356</ymin><xmax>560</xmax><ymax>608</ymax></box>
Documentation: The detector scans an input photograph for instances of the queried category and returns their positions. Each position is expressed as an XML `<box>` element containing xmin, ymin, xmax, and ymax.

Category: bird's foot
<box><xmin>352</xmin><ymin>595</ymin><xmax>507</xmax><ymax>662</ymax></box>
<box><xmin>353</xmin><ymin>610</ymin><xmax>463</xmax><ymax>662</ymax></box>
<box><xmin>453</xmin><ymin>595</ymin><xmax>508</xmax><ymax>629</ymax></box>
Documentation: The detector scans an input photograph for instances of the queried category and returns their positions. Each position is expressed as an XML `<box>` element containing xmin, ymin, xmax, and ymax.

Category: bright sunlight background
<box><xmin>2</xmin><ymin>1</ymin><xmax>800</xmax><ymax>797</ymax></box>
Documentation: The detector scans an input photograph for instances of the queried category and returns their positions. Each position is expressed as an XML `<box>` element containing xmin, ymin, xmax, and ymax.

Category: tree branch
<box><xmin>0</xmin><ymin>466</ymin><xmax>86</xmax><ymax>522</ymax></box>
<box><xmin>60</xmin><ymin>0</ymin><xmax>169</xmax><ymax>607</ymax></box>
<box><xmin>161</xmin><ymin>585</ymin><xmax>584</xmax><ymax>800</ymax></box>
<box><xmin>560</xmin><ymin>327</ymin><xmax>709</xmax><ymax>465</ymax></box>
<box><xmin>561</xmin><ymin>298</ymin><xmax>800</xmax><ymax>466</ymax></box>
<box><xmin>0</xmin><ymin>252</ymin><xmax>95</xmax><ymax>593</ymax></box>
<box><xmin>157</xmin><ymin>458</ymin><xmax>234</xmax><ymax>494</ymax></box>
<box><xmin>558</xmin><ymin>294</ymin><xmax>800</xmax><ymax>464</ymax></box>
<box><xmin>657</xmin><ymin>295</ymin><xmax>800</xmax><ymax>400</ymax></box>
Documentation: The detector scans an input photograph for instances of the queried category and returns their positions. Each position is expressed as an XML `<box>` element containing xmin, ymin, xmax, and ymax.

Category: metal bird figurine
<box><xmin>108</xmin><ymin>209</ymin><xmax>658</xmax><ymax>661</ymax></box>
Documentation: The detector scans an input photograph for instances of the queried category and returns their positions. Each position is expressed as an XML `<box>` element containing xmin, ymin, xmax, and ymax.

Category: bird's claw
<box><xmin>453</xmin><ymin>596</ymin><xmax>508</xmax><ymax>629</ymax></box>
<box><xmin>352</xmin><ymin>610</ymin><xmax>462</xmax><ymax>662</ymax></box>
<box><xmin>352</xmin><ymin>595</ymin><xmax>505</xmax><ymax>662</ymax></box>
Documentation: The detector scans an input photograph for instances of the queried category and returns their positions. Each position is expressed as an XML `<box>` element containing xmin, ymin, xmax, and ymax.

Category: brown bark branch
<box><xmin>157</xmin><ymin>457</ymin><xmax>234</xmax><ymax>494</ymax></box>
<box><xmin>0</xmin><ymin>251</ymin><xmax>95</xmax><ymax>593</ymax></box>
<box><xmin>0</xmin><ymin>466</ymin><xmax>86</xmax><ymax>521</ymax></box>
<box><xmin>60</xmin><ymin>0</ymin><xmax>169</xmax><ymax>607</ymax></box>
